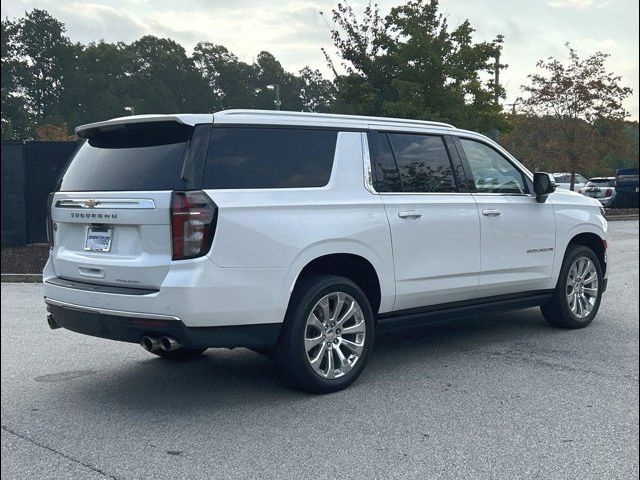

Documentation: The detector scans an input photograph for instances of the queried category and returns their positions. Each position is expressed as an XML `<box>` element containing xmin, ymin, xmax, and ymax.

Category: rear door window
<box><xmin>387</xmin><ymin>133</ymin><xmax>458</xmax><ymax>193</ymax></box>
<box><xmin>59</xmin><ymin>122</ymin><xmax>192</xmax><ymax>192</ymax></box>
<box><xmin>369</xmin><ymin>132</ymin><xmax>402</xmax><ymax>192</ymax></box>
<box><xmin>203</xmin><ymin>127</ymin><xmax>337</xmax><ymax>189</ymax></box>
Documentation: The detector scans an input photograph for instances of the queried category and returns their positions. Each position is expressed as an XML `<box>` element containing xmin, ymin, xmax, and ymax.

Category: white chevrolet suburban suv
<box><xmin>44</xmin><ymin>110</ymin><xmax>609</xmax><ymax>393</ymax></box>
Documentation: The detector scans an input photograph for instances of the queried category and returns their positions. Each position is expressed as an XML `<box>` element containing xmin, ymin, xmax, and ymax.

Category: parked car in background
<box><xmin>614</xmin><ymin>168</ymin><xmax>640</xmax><ymax>208</ymax></box>
<box><xmin>582</xmin><ymin>177</ymin><xmax>617</xmax><ymax>207</ymax></box>
<box><xmin>553</xmin><ymin>172</ymin><xmax>588</xmax><ymax>191</ymax></box>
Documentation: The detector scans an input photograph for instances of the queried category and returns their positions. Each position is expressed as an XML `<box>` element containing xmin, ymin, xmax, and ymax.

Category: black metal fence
<box><xmin>1</xmin><ymin>141</ymin><xmax>79</xmax><ymax>247</ymax></box>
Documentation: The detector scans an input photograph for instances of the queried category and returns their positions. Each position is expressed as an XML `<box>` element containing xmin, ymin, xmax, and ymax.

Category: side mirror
<box><xmin>533</xmin><ymin>172</ymin><xmax>557</xmax><ymax>203</ymax></box>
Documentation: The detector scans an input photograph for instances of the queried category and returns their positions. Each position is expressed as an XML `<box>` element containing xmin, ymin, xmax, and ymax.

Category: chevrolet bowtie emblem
<box><xmin>83</xmin><ymin>199</ymin><xmax>99</xmax><ymax>208</ymax></box>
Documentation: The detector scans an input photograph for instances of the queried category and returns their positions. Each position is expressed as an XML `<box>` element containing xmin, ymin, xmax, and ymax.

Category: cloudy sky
<box><xmin>2</xmin><ymin>0</ymin><xmax>638</xmax><ymax>119</ymax></box>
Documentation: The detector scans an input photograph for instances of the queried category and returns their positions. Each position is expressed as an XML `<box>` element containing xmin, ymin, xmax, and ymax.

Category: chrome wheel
<box><xmin>304</xmin><ymin>292</ymin><xmax>366</xmax><ymax>379</ymax></box>
<box><xmin>566</xmin><ymin>256</ymin><xmax>599</xmax><ymax>319</ymax></box>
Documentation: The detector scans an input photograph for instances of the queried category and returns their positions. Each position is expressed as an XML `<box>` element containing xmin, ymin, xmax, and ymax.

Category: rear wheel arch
<box><xmin>290</xmin><ymin>253</ymin><xmax>382</xmax><ymax>318</ymax></box>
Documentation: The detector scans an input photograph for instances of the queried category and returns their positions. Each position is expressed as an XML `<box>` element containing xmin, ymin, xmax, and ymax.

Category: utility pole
<box><xmin>494</xmin><ymin>50</ymin><xmax>501</xmax><ymax>106</ymax></box>
<box><xmin>489</xmin><ymin>50</ymin><xmax>501</xmax><ymax>141</ymax></box>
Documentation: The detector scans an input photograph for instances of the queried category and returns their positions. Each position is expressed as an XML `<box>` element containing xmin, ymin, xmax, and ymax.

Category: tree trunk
<box><xmin>570</xmin><ymin>171</ymin><xmax>576</xmax><ymax>192</ymax></box>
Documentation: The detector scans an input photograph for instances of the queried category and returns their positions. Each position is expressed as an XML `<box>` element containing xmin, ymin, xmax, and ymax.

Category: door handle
<box><xmin>398</xmin><ymin>211</ymin><xmax>422</xmax><ymax>219</ymax></box>
<box><xmin>482</xmin><ymin>209</ymin><xmax>503</xmax><ymax>217</ymax></box>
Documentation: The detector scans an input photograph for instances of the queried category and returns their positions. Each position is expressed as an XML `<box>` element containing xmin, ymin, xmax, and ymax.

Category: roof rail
<box><xmin>216</xmin><ymin>109</ymin><xmax>455</xmax><ymax>129</ymax></box>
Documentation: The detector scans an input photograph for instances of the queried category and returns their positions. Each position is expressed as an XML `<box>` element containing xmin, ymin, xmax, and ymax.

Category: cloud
<box><xmin>548</xmin><ymin>0</ymin><xmax>594</xmax><ymax>7</ymax></box>
<box><xmin>56</xmin><ymin>3</ymin><xmax>149</xmax><ymax>43</ymax></box>
<box><xmin>547</xmin><ymin>0</ymin><xmax>612</xmax><ymax>7</ymax></box>
<box><xmin>146</xmin><ymin>4</ymin><xmax>332</xmax><ymax>68</ymax></box>
<box><xmin>578</xmin><ymin>38</ymin><xmax>619</xmax><ymax>50</ymax></box>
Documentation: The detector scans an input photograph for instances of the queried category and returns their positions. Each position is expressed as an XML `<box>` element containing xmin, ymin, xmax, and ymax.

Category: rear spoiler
<box><xmin>75</xmin><ymin>114</ymin><xmax>213</xmax><ymax>138</ymax></box>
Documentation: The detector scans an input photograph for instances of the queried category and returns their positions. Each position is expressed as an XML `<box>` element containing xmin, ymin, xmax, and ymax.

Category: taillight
<box><xmin>46</xmin><ymin>192</ymin><xmax>55</xmax><ymax>250</ymax></box>
<box><xmin>605</xmin><ymin>188</ymin><xmax>613</xmax><ymax>197</ymax></box>
<box><xmin>170</xmin><ymin>191</ymin><xmax>217</xmax><ymax>260</ymax></box>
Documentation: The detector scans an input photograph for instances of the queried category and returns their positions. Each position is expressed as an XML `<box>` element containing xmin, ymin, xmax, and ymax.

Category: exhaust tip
<box><xmin>160</xmin><ymin>336</ymin><xmax>181</xmax><ymax>352</ymax></box>
<box><xmin>47</xmin><ymin>314</ymin><xmax>60</xmax><ymax>330</ymax></box>
<box><xmin>141</xmin><ymin>335</ymin><xmax>161</xmax><ymax>352</ymax></box>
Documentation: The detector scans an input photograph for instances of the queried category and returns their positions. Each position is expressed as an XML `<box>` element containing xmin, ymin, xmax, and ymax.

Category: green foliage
<box><xmin>299</xmin><ymin>67</ymin><xmax>334</xmax><ymax>112</ymax></box>
<box><xmin>324</xmin><ymin>0</ymin><xmax>507</xmax><ymax>133</ymax></box>
<box><xmin>193</xmin><ymin>43</ymin><xmax>258</xmax><ymax>110</ymax></box>
<box><xmin>127</xmin><ymin>36</ymin><xmax>214</xmax><ymax>114</ymax></box>
<box><xmin>500</xmin><ymin>115</ymin><xmax>638</xmax><ymax>177</ymax></box>
<box><xmin>2</xmin><ymin>17</ymin><xmax>32</xmax><ymax>138</ymax></box>
<box><xmin>60</xmin><ymin>41</ymin><xmax>135</xmax><ymax>127</ymax></box>
<box><xmin>520</xmin><ymin>44</ymin><xmax>634</xmax><ymax>186</ymax></box>
<box><xmin>16</xmin><ymin>10</ymin><xmax>79</xmax><ymax>120</ymax></box>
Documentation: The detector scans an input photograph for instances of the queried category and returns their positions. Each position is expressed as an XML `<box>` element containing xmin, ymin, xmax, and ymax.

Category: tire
<box><xmin>541</xmin><ymin>245</ymin><xmax>603</xmax><ymax>329</ymax></box>
<box><xmin>275</xmin><ymin>275</ymin><xmax>375</xmax><ymax>393</ymax></box>
<box><xmin>146</xmin><ymin>347</ymin><xmax>207</xmax><ymax>361</ymax></box>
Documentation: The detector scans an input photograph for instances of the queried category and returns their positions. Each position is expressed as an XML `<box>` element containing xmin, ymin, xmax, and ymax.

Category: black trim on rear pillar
<box><xmin>46</xmin><ymin>304</ymin><xmax>282</xmax><ymax>348</ymax></box>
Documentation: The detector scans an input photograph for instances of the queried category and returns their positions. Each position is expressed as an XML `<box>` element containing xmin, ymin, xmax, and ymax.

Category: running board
<box><xmin>377</xmin><ymin>291</ymin><xmax>554</xmax><ymax>330</ymax></box>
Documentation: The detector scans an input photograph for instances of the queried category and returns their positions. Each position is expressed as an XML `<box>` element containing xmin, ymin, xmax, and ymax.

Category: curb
<box><xmin>607</xmin><ymin>215</ymin><xmax>639</xmax><ymax>222</ymax></box>
<box><xmin>1</xmin><ymin>274</ymin><xmax>43</xmax><ymax>283</ymax></box>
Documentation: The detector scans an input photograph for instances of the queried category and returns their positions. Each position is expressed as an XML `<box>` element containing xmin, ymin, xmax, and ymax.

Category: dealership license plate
<box><xmin>84</xmin><ymin>226</ymin><xmax>113</xmax><ymax>252</ymax></box>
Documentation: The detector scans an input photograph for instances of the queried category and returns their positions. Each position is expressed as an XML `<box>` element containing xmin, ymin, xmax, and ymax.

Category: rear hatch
<box><xmin>583</xmin><ymin>180</ymin><xmax>615</xmax><ymax>198</ymax></box>
<box><xmin>49</xmin><ymin>120</ymin><xmax>207</xmax><ymax>290</ymax></box>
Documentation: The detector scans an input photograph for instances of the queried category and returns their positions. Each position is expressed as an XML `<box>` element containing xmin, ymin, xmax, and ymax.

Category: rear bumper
<box><xmin>45</xmin><ymin>299</ymin><xmax>281</xmax><ymax>348</ymax></box>
<box><xmin>598</xmin><ymin>196</ymin><xmax>615</xmax><ymax>207</ymax></box>
<box><xmin>42</xmin><ymin>257</ymin><xmax>292</xmax><ymax>328</ymax></box>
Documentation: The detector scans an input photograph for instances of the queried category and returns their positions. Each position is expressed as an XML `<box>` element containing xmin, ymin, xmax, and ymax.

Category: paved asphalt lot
<box><xmin>2</xmin><ymin>221</ymin><xmax>638</xmax><ymax>480</ymax></box>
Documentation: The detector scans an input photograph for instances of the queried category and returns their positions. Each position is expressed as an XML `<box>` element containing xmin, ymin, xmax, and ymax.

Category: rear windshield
<box><xmin>586</xmin><ymin>179</ymin><xmax>615</xmax><ymax>187</ymax></box>
<box><xmin>59</xmin><ymin>122</ymin><xmax>192</xmax><ymax>192</ymax></box>
<box><xmin>203</xmin><ymin>127</ymin><xmax>337</xmax><ymax>189</ymax></box>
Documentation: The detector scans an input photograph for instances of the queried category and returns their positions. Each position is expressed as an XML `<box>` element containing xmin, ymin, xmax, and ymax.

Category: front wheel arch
<box><xmin>564</xmin><ymin>232</ymin><xmax>607</xmax><ymax>279</ymax></box>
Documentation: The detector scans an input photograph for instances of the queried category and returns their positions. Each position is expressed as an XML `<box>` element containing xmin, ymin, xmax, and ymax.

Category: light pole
<box><xmin>266</xmin><ymin>84</ymin><xmax>281</xmax><ymax>110</ymax></box>
<box><xmin>124</xmin><ymin>106</ymin><xmax>135</xmax><ymax>116</ymax></box>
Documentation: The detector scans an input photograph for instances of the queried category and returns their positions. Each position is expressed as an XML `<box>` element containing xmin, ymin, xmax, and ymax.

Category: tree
<box><xmin>13</xmin><ymin>9</ymin><xmax>79</xmax><ymax>122</ymax></box>
<box><xmin>193</xmin><ymin>43</ymin><xmax>332</xmax><ymax>112</ymax></box>
<box><xmin>127</xmin><ymin>36</ymin><xmax>213</xmax><ymax>114</ymax></box>
<box><xmin>521</xmin><ymin>43</ymin><xmax>633</xmax><ymax>189</ymax></box>
<box><xmin>60</xmin><ymin>41</ymin><xmax>136</xmax><ymax>126</ymax></box>
<box><xmin>324</xmin><ymin>0</ymin><xmax>507</xmax><ymax>132</ymax></box>
<box><xmin>34</xmin><ymin>122</ymin><xmax>76</xmax><ymax>140</ymax></box>
<box><xmin>193</xmin><ymin>42</ymin><xmax>258</xmax><ymax>110</ymax></box>
<box><xmin>253</xmin><ymin>51</ymin><xmax>304</xmax><ymax>111</ymax></box>
<box><xmin>299</xmin><ymin>67</ymin><xmax>334</xmax><ymax>112</ymax></box>
<box><xmin>2</xmin><ymin>19</ymin><xmax>28</xmax><ymax>139</ymax></box>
